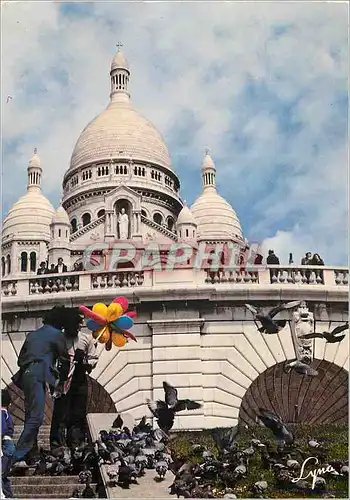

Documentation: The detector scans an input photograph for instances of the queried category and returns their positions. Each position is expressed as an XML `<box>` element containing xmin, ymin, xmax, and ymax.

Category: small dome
<box><xmin>191</xmin><ymin>191</ymin><xmax>243</xmax><ymax>241</ymax></box>
<box><xmin>177</xmin><ymin>202</ymin><xmax>197</xmax><ymax>226</ymax></box>
<box><xmin>201</xmin><ymin>151</ymin><xmax>215</xmax><ymax>170</ymax></box>
<box><xmin>28</xmin><ymin>149</ymin><xmax>41</xmax><ymax>169</ymax></box>
<box><xmin>2</xmin><ymin>191</ymin><xmax>55</xmax><ymax>241</ymax></box>
<box><xmin>111</xmin><ymin>49</ymin><xmax>129</xmax><ymax>71</ymax></box>
<box><xmin>52</xmin><ymin>205</ymin><xmax>70</xmax><ymax>225</ymax></box>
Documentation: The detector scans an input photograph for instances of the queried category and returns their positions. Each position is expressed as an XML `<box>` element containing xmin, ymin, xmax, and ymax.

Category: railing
<box><xmin>1</xmin><ymin>265</ymin><xmax>348</xmax><ymax>298</ymax></box>
<box><xmin>141</xmin><ymin>215</ymin><xmax>177</xmax><ymax>240</ymax></box>
<box><xmin>91</xmin><ymin>271</ymin><xmax>144</xmax><ymax>289</ymax></box>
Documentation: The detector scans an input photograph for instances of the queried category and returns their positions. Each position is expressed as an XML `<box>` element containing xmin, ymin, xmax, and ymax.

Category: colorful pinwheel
<box><xmin>79</xmin><ymin>296</ymin><xmax>137</xmax><ymax>351</ymax></box>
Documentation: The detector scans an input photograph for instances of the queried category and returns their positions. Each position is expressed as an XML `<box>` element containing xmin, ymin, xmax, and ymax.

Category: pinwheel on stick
<box><xmin>79</xmin><ymin>296</ymin><xmax>137</xmax><ymax>351</ymax></box>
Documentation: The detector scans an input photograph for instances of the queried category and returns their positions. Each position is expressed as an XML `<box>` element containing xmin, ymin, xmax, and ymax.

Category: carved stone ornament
<box><xmin>291</xmin><ymin>301</ymin><xmax>314</xmax><ymax>363</ymax></box>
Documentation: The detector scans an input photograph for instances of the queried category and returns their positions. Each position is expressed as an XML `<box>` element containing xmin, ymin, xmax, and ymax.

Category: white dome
<box><xmin>52</xmin><ymin>205</ymin><xmax>70</xmax><ymax>225</ymax></box>
<box><xmin>2</xmin><ymin>191</ymin><xmax>55</xmax><ymax>241</ymax></box>
<box><xmin>69</xmin><ymin>101</ymin><xmax>172</xmax><ymax>172</ymax></box>
<box><xmin>191</xmin><ymin>191</ymin><xmax>243</xmax><ymax>241</ymax></box>
<box><xmin>177</xmin><ymin>203</ymin><xmax>197</xmax><ymax>226</ymax></box>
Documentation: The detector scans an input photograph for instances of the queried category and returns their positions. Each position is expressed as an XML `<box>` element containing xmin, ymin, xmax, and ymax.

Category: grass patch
<box><xmin>168</xmin><ymin>424</ymin><xmax>348</xmax><ymax>498</ymax></box>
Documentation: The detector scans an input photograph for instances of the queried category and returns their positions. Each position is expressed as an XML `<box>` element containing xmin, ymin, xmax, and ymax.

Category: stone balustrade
<box><xmin>1</xmin><ymin>265</ymin><xmax>348</xmax><ymax>299</ymax></box>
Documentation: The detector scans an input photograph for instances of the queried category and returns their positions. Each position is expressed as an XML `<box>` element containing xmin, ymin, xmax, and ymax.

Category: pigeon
<box><xmin>163</xmin><ymin>381</ymin><xmax>202</xmax><ymax>412</ymax></box>
<box><xmin>256</xmin><ymin>408</ymin><xmax>294</xmax><ymax>444</ymax></box>
<box><xmin>299</xmin><ymin>323</ymin><xmax>348</xmax><ymax>343</ymax></box>
<box><xmin>112</xmin><ymin>415</ymin><xmax>123</xmax><ymax>429</ymax></box>
<box><xmin>6</xmin><ymin>95</ymin><xmax>12</xmax><ymax>103</ymax></box>
<box><xmin>245</xmin><ymin>301</ymin><xmax>301</xmax><ymax>334</ymax></box>
<box><xmin>285</xmin><ymin>359</ymin><xmax>318</xmax><ymax>376</ymax></box>
<box><xmin>147</xmin><ymin>381</ymin><xmax>201</xmax><ymax>433</ymax></box>
<box><xmin>155</xmin><ymin>460</ymin><xmax>168</xmax><ymax>479</ymax></box>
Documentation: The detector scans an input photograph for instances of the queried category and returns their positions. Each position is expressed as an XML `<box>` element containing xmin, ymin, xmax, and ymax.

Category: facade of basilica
<box><xmin>2</xmin><ymin>47</ymin><xmax>244</xmax><ymax>277</ymax></box>
<box><xmin>1</xmin><ymin>48</ymin><xmax>348</xmax><ymax>429</ymax></box>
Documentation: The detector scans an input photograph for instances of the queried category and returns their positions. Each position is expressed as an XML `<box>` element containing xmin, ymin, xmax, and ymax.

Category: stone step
<box><xmin>12</xmin><ymin>483</ymin><xmax>97</xmax><ymax>497</ymax></box>
<box><xmin>13</xmin><ymin>437</ymin><xmax>50</xmax><ymax>446</ymax></box>
<box><xmin>11</xmin><ymin>475</ymin><xmax>81</xmax><ymax>485</ymax></box>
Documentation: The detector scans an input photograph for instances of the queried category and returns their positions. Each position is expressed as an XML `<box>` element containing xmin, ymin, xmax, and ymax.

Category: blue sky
<box><xmin>2</xmin><ymin>1</ymin><xmax>348</xmax><ymax>264</ymax></box>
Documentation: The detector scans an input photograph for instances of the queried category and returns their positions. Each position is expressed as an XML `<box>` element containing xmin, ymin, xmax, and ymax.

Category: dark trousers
<box><xmin>50</xmin><ymin>372</ymin><xmax>88</xmax><ymax>449</ymax></box>
<box><xmin>14</xmin><ymin>370</ymin><xmax>45</xmax><ymax>462</ymax></box>
<box><xmin>2</xmin><ymin>442</ymin><xmax>15</xmax><ymax>497</ymax></box>
<box><xmin>2</xmin><ymin>474</ymin><xmax>13</xmax><ymax>498</ymax></box>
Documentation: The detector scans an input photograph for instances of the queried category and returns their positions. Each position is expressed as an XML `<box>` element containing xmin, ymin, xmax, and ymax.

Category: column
<box><xmin>105</xmin><ymin>210</ymin><xmax>115</xmax><ymax>241</ymax></box>
<box><xmin>132</xmin><ymin>210</ymin><xmax>142</xmax><ymax>240</ymax></box>
<box><xmin>147</xmin><ymin>312</ymin><xmax>205</xmax><ymax>430</ymax></box>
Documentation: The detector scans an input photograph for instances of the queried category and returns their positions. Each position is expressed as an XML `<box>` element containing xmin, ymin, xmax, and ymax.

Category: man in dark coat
<box><xmin>266</xmin><ymin>249</ymin><xmax>280</xmax><ymax>264</ymax></box>
<box><xmin>3</xmin><ymin>306</ymin><xmax>83</xmax><ymax>474</ymax></box>
<box><xmin>50</xmin><ymin>331</ymin><xmax>98</xmax><ymax>450</ymax></box>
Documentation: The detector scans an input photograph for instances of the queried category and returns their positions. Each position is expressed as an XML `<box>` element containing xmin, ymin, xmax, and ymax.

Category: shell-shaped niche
<box><xmin>239</xmin><ymin>359</ymin><xmax>348</xmax><ymax>425</ymax></box>
<box><xmin>7</xmin><ymin>376</ymin><xmax>116</xmax><ymax>424</ymax></box>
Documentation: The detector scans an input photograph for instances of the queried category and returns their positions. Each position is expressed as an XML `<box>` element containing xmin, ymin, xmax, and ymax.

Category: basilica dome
<box><xmin>191</xmin><ymin>152</ymin><xmax>243</xmax><ymax>241</ymax></box>
<box><xmin>2</xmin><ymin>150</ymin><xmax>55</xmax><ymax>241</ymax></box>
<box><xmin>68</xmin><ymin>49</ymin><xmax>172</xmax><ymax>173</ymax></box>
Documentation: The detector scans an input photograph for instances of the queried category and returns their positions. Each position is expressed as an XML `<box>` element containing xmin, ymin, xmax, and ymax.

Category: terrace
<box><xmin>1</xmin><ymin>265</ymin><xmax>348</xmax><ymax>311</ymax></box>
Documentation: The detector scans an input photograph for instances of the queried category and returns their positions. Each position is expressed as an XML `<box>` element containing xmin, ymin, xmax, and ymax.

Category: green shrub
<box><xmin>169</xmin><ymin>424</ymin><xmax>348</xmax><ymax>498</ymax></box>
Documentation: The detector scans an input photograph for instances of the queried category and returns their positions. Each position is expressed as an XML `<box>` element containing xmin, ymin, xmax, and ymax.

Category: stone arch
<box><xmin>153</xmin><ymin>211</ymin><xmax>163</xmax><ymax>225</ymax></box>
<box><xmin>114</xmin><ymin>198</ymin><xmax>132</xmax><ymax>238</ymax></box>
<box><xmin>239</xmin><ymin>359</ymin><xmax>348</xmax><ymax>426</ymax></box>
<box><xmin>82</xmin><ymin>212</ymin><xmax>91</xmax><ymax>227</ymax></box>
<box><xmin>6</xmin><ymin>376</ymin><xmax>116</xmax><ymax>425</ymax></box>
<box><xmin>71</xmin><ymin>218</ymin><xmax>78</xmax><ymax>233</ymax></box>
<box><xmin>104</xmin><ymin>185</ymin><xmax>141</xmax><ymax>212</ymax></box>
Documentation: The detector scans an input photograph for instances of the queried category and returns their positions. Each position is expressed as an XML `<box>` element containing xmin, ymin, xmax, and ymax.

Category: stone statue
<box><xmin>118</xmin><ymin>208</ymin><xmax>129</xmax><ymax>239</ymax></box>
<box><xmin>292</xmin><ymin>301</ymin><xmax>314</xmax><ymax>363</ymax></box>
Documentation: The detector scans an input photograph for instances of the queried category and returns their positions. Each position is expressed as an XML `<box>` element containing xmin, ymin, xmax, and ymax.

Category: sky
<box><xmin>1</xmin><ymin>1</ymin><xmax>348</xmax><ymax>265</ymax></box>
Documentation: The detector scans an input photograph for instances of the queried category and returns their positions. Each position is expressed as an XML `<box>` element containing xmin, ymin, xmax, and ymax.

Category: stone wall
<box><xmin>2</xmin><ymin>301</ymin><xmax>348</xmax><ymax>429</ymax></box>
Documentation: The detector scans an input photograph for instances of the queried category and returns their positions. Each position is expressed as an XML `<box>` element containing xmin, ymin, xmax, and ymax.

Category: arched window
<box><xmin>71</xmin><ymin>218</ymin><xmax>77</xmax><ymax>233</ymax></box>
<box><xmin>20</xmin><ymin>252</ymin><xmax>27</xmax><ymax>272</ymax></box>
<box><xmin>186</xmin><ymin>229</ymin><xmax>189</xmax><ymax>237</ymax></box>
<box><xmin>29</xmin><ymin>252</ymin><xmax>36</xmax><ymax>272</ymax></box>
<box><xmin>6</xmin><ymin>255</ymin><xmax>11</xmax><ymax>274</ymax></box>
<box><xmin>82</xmin><ymin>213</ymin><xmax>91</xmax><ymax>227</ymax></box>
<box><xmin>1</xmin><ymin>257</ymin><xmax>5</xmax><ymax>276</ymax></box>
<box><xmin>153</xmin><ymin>213</ymin><xmax>163</xmax><ymax>225</ymax></box>
<box><xmin>97</xmin><ymin>209</ymin><xmax>105</xmax><ymax>218</ymax></box>
<box><xmin>58</xmin><ymin>229</ymin><xmax>61</xmax><ymax>238</ymax></box>
<box><xmin>167</xmin><ymin>217</ymin><xmax>174</xmax><ymax>231</ymax></box>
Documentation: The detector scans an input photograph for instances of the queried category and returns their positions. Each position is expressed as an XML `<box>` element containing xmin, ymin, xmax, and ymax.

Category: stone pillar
<box><xmin>147</xmin><ymin>313</ymin><xmax>205</xmax><ymax>430</ymax></box>
<box><xmin>291</xmin><ymin>301</ymin><xmax>314</xmax><ymax>362</ymax></box>
<box><xmin>105</xmin><ymin>210</ymin><xmax>115</xmax><ymax>241</ymax></box>
<box><xmin>132</xmin><ymin>210</ymin><xmax>142</xmax><ymax>241</ymax></box>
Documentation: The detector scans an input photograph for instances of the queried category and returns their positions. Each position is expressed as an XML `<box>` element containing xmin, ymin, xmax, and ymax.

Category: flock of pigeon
<box><xmin>244</xmin><ymin>300</ymin><xmax>348</xmax><ymax>377</ymax></box>
<box><xmin>80</xmin><ymin>381</ymin><xmax>347</xmax><ymax>498</ymax></box>
<box><xmin>14</xmin><ymin>302</ymin><xmax>348</xmax><ymax>498</ymax></box>
<box><xmin>14</xmin><ymin>380</ymin><xmax>347</xmax><ymax>498</ymax></box>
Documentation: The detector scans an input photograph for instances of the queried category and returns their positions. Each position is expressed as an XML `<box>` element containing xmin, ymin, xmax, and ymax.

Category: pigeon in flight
<box><xmin>256</xmin><ymin>408</ymin><xmax>294</xmax><ymax>444</ymax></box>
<box><xmin>245</xmin><ymin>301</ymin><xmax>301</xmax><ymax>334</ymax></box>
<box><xmin>147</xmin><ymin>381</ymin><xmax>201</xmax><ymax>433</ymax></box>
<box><xmin>285</xmin><ymin>359</ymin><xmax>318</xmax><ymax>376</ymax></box>
<box><xmin>299</xmin><ymin>323</ymin><xmax>348</xmax><ymax>343</ymax></box>
<box><xmin>6</xmin><ymin>95</ymin><xmax>12</xmax><ymax>103</ymax></box>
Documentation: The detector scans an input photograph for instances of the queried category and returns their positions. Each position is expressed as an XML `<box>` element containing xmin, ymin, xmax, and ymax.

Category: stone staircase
<box><xmin>10</xmin><ymin>425</ymin><xmax>99</xmax><ymax>498</ymax></box>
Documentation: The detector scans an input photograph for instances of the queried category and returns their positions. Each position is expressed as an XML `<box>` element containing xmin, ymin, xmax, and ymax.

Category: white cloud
<box><xmin>1</xmin><ymin>1</ymin><xmax>348</xmax><ymax>265</ymax></box>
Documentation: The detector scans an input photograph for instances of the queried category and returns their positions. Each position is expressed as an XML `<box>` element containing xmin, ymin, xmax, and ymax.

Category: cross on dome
<box><xmin>34</xmin><ymin>147</ymin><xmax>37</xmax><ymax>154</ymax></box>
<box><xmin>205</xmin><ymin>148</ymin><xmax>210</xmax><ymax>155</ymax></box>
<box><xmin>116</xmin><ymin>42</ymin><xmax>123</xmax><ymax>51</ymax></box>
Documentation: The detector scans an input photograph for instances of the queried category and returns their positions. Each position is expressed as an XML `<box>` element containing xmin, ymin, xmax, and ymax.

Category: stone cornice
<box><xmin>1</xmin><ymin>284</ymin><xmax>348</xmax><ymax>314</ymax></box>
